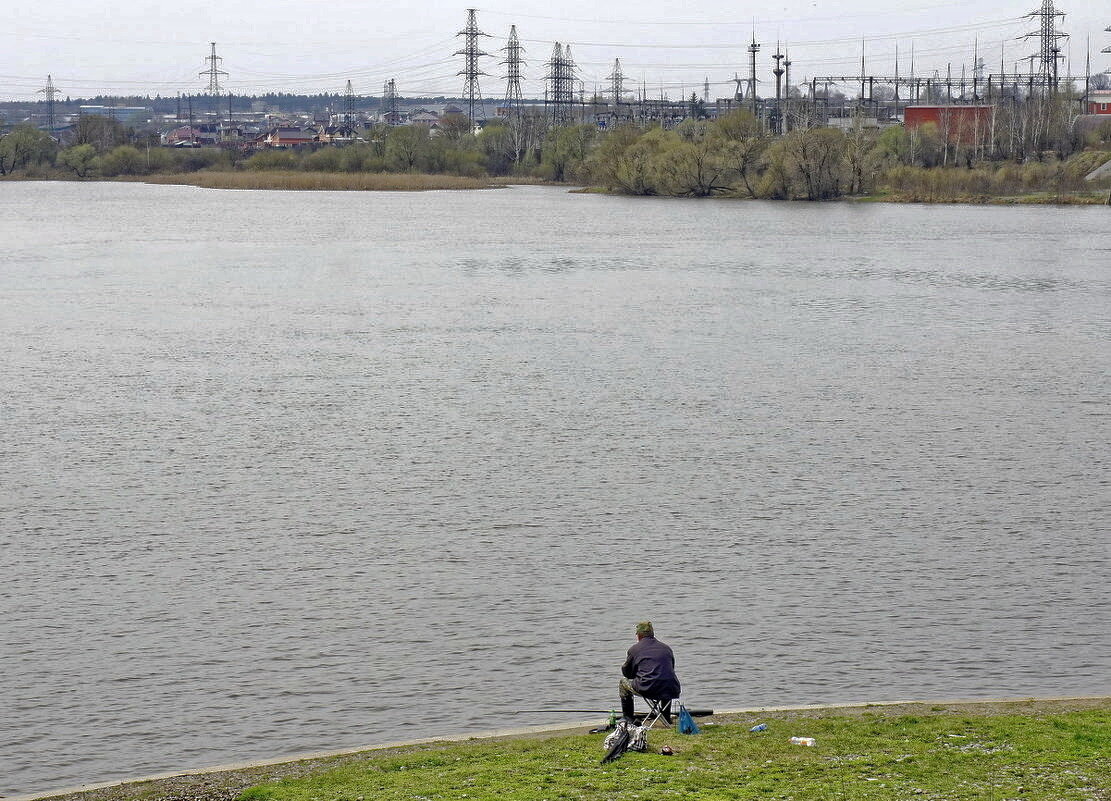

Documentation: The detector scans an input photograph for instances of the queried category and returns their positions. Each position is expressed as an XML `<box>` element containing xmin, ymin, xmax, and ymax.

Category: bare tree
<box><xmin>713</xmin><ymin>110</ymin><xmax>768</xmax><ymax>197</ymax></box>
<box><xmin>844</xmin><ymin>115</ymin><xmax>876</xmax><ymax>194</ymax></box>
<box><xmin>774</xmin><ymin>127</ymin><xmax>848</xmax><ymax>200</ymax></box>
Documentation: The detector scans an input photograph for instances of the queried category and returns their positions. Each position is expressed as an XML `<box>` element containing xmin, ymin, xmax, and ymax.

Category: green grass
<box><xmin>237</xmin><ymin>706</ymin><xmax>1111</xmax><ymax>801</ymax></box>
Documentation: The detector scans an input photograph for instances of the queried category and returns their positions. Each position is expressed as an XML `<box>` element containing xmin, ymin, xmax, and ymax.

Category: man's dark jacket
<box><xmin>622</xmin><ymin>636</ymin><xmax>681</xmax><ymax>699</ymax></box>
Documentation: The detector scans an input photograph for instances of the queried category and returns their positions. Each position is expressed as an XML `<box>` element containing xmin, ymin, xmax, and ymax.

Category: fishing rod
<box><xmin>515</xmin><ymin>708</ymin><xmax>715</xmax><ymax>716</ymax></box>
<box><xmin>514</xmin><ymin>709</ymin><xmax>616</xmax><ymax>714</ymax></box>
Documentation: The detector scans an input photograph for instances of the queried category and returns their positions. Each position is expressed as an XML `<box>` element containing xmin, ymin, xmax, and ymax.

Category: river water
<box><xmin>1</xmin><ymin>182</ymin><xmax>1108</xmax><ymax>795</ymax></box>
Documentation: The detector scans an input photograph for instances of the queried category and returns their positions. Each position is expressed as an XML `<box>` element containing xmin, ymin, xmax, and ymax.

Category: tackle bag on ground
<box><xmin>678</xmin><ymin>704</ymin><xmax>701</xmax><ymax>735</ymax></box>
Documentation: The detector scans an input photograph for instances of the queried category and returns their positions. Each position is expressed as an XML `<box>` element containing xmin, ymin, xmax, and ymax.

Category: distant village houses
<box><xmin>256</xmin><ymin>127</ymin><xmax>318</xmax><ymax>148</ymax></box>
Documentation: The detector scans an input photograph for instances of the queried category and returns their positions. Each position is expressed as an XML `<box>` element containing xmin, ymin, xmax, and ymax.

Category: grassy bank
<box><xmin>34</xmin><ymin>698</ymin><xmax>1110</xmax><ymax>801</ymax></box>
<box><xmin>141</xmin><ymin>171</ymin><xmax>497</xmax><ymax>191</ymax></box>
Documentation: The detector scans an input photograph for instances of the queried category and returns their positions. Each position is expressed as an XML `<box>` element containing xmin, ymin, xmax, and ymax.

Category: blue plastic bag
<box><xmin>677</xmin><ymin>704</ymin><xmax>701</xmax><ymax>735</ymax></box>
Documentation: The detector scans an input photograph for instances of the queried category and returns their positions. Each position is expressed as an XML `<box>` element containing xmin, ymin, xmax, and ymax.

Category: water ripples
<box><xmin>1</xmin><ymin>183</ymin><xmax>1109</xmax><ymax>795</ymax></box>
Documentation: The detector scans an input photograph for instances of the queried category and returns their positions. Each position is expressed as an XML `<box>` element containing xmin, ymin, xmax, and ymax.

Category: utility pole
<box><xmin>1084</xmin><ymin>39</ymin><xmax>1091</xmax><ymax>109</ymax></box>
<box><xmin>772</xmin><ymin>44</ymin><xmax>785</xmax><ymax>134</ymax></box>
<box><xmin>973</xmin><ymin>38</ymin><xmax>985</xmax><ymax>100</ymax></box>
<box><xmin>894</xmin><ymin>43</ymin><xmax>901</xmax><ymax>104</ymax></box>
<box><xmin>455</xmin><ymin>8</ymin><xmax>491</xmax><ymax>123</ymax></box>
<box><xmin>911</xmin><ymin>42</ymin><xmax>917</xmax><ymax>100</ymax></box>
<box><xmin>37</xmin><ymin>75</ymin><xmax>60</xmax><ymax>135</ymax></box>
<box><xmin>783</xmin><ymin>49</ymin><xmax>793</xmax><ymax>130</ymax></box>
<box><xmin>748</xmin><ymin>34</ymin><xmax>761</xmax><ymax>118</ymax></box>
<box><xmin>200</xmin><ymin>42</ymin><xmax>228</xmax><ymax>96</ymax></box>
<box><xmin>861</xmin><ymin>40</ymin><xmax>867</xmax><ymax>103</ymax></box>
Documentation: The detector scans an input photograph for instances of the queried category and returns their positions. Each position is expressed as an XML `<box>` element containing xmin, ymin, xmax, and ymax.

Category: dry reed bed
<box><xmin>144</xmin><ymin>171</ymin><xmax>496</xmax><ymax>191</ymax></box>
<box><xmin>877</xmin><ymin>191</ymin><xmax>1110</xmax><ymax>205</ymax></box>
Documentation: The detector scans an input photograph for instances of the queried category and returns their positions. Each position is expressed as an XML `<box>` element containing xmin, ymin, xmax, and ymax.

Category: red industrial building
<box><xmin>904</xmin><ymin>105</ymin><xmax>994</xmax><ymax>144</ymax></box>
<box><xmin>1087</xmin><ymin>90</ymin><xmax>1111</xmax><ymax>115</ymax></box>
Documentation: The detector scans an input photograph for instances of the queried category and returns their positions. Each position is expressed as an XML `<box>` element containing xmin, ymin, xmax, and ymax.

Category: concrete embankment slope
<box><xmin>10</xmin><ymin>695</ymin><xmax>1110</xmax><ymax>801</ymax></box>
<box><xmin>1084</xmin><ymin>158</ymin><xmax>1111</xmax><ymax>182</ymax></box>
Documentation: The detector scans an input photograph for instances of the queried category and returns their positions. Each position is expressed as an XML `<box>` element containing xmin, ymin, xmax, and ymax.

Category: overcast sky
<box><xmin>4</xmin><ymin>0</ymin><xmax>1108</xmax><ymax>101</ymax></box>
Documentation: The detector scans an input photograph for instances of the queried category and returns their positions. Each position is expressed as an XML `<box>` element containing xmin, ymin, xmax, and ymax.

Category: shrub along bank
<box><xmin>580</xmin><ymin>114</ymin><xmax>1111</xmax><ymax>202</ymax></box>
<box><xmin>3</xmin><ymin>110</ymin><xmax>1110</xmax><ymax>201</ymax></box>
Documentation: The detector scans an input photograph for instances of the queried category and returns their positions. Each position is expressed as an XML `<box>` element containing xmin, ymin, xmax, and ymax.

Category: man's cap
<box><xmin>635</xmin><ymin>621</ymin><xmax>654</xmax><ymax>636</ymax></box>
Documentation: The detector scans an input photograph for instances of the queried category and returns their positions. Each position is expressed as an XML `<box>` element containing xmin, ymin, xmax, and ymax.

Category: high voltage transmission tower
<box><xmin>342</xmin><ymin>80</ymin><xmax>356</xmax><ymax>134</ymax></box>
<box><xmin>200</xmin><ymin>42</ymin><xmax>228</xmax><ymax>95</ymax></box>
<box><xmin>382</xmin><ymin>78</ymin><xmax>400</xmax><ymax>124</ymax></box>
<box><xmin>608</xmin><ymin>58</ymin><xmax>624</xmax><ymax>106</ymax></box>
<box><xmin>1023</xmin><ymin>0</ymin><xmax>1067</xmax><ymax>92</ymax></box>
<box><xmin>37</xmin><ymin>74</ymin><xmax>60</xmax><ymax>134</ymax></box>
<box><xmin>546</xmin><ymin>43</ymin><xmax>576</xmax><ymax>126</ymax></box>
<box><xmin>1103</xmin><ymin>25</ymin><xmax>1110</xmax><ymax>57</ymax></box>
<box><xmin>501</xmin><ymin>24</ymin><xmax>524</xmax><ymax>117</ymax></box>
<box><xmin>456</xmin><ymin>8</ymin><xmax>491</xmax><ymax>122</ymax></box>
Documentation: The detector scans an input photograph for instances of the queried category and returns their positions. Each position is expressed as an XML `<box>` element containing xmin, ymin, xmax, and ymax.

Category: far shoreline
<box><xmin>143</xmin><ymin>174</ymin><xmax>1111</xmax><ymax>204</ymax></box>
<box><xmin>5</xmin><ymin>172</ymin><xmax>1109</xmax><ymax>204</ymax></box>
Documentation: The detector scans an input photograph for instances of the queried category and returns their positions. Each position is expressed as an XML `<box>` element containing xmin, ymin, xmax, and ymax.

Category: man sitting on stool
<box><xmin>620</xmin><ymin>621</ymin><xmax>681</xmax><ymax>723</ymax></box>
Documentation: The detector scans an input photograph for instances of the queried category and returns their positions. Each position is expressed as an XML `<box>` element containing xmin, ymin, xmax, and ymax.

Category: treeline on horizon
<box><xmin>4</xmin><ymin>73</ymin><xmax>1109</xmax><ymax>113</ymax></box>
<box><xmin>3</xmin><ymin>106</ymin><xmax>1110</xmax><ymax>202</ymax></box>
<box><xmin>0</xmin><ymin>92</ymin><xmax>487</xmax><ymax>116</ymax></box>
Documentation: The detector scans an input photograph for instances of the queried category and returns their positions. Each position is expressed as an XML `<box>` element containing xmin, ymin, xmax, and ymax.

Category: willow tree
<box><xmin>766</xmin><ymin>126</ymin><xmax>848</xmax><ymax>200</ymax></box>
<box><xmin>712</xmin><ymin>110</ymin><xmax>768</xmax><ymax>198</ymax></box>
<box><xmin>0</xmin><ymin>126</ymin><xmax>57</xmax><ymax>175</ymax></box>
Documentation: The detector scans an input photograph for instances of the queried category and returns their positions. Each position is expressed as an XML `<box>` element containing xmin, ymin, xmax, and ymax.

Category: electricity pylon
<box><xmin>501</xmin><ymin>24</ymin><xmax>525</xmax><ymax>117</ymax></box>
<box><xmin>456</xmin><ymin>8</ymin><xmax>491</xmax><ymax>122</ymax></box>
<box><xmin>37</xmin><ymin>75</ymin><xmax>60</xmax><ymax>133</ymax></box>
<box><xmin>200</xmin><ymin>42</ymin><xmax>228</xmax><ymax>95</ymax></box>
